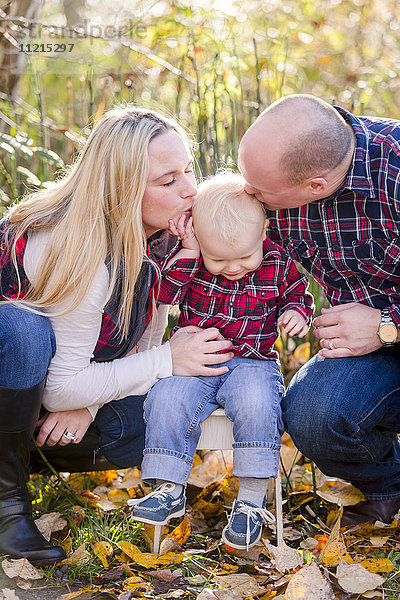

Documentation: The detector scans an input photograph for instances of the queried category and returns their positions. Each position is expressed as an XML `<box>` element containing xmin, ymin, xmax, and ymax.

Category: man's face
<box><xmin>238</xmin><ymin>150</ymin><xmax>314</xmax><ymax>211</ymax></box>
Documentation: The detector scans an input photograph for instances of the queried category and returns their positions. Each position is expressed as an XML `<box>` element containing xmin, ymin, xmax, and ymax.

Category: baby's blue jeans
<box><xmin>141</xmin><ymin>356</ymin><xmax>285</xmax><ymax>483</ymax></box>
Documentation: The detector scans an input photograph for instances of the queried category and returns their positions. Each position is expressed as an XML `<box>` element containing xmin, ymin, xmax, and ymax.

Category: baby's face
<box><xmin>197</xmin><ymin>220</ymin><xmax>267</xmax><ymax>281</ymax></box>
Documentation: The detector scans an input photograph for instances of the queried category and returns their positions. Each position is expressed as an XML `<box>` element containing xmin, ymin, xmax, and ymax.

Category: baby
<box><xmin>129</xmin><ymin>174</ymin><xmax>314</xmax><ymax>549</ymax></box>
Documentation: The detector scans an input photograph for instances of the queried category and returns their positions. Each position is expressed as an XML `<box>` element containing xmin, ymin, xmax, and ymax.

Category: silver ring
<box><xmin>63</xmin><ymin>430</ymin><xmax>77</xmax><ymax>441</ymax></box>
<box><xmin>328</xmin><ymin>339</ymin><xmax>334</xmax><ymax>350</ymax></box>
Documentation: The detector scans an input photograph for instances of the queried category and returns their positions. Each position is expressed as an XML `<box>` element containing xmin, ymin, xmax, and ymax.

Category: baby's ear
<box><xmin>263</xmin><ymin>218</ymin><xmax>269</xmax><ymax>239</ymax></box>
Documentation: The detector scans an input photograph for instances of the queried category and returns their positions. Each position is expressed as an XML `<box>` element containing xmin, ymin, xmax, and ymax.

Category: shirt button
<box><xmin>228</xmin><ymin>301</ymin><xmax>234</xmax><ymax>307</ymax></box>
<box><xmin>331</xmin><ymin>244</ymin><xmax>340</xmax><ymax>252</ymax></box>
<box><xmin>261</xmin><ymin>291</ymin><xmax>266</xmax><ymax>296</ymax></box>
<box><xmin>202</xmin><ymin>286</ymin><xmax>207</xmax><ymax>292</ymax></box>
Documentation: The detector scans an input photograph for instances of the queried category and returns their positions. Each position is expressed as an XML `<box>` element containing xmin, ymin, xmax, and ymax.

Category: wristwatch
<box><xmin>378</xmin><ymin>309</ymin><xmax>398</xmax><ymax>346</ymax></box>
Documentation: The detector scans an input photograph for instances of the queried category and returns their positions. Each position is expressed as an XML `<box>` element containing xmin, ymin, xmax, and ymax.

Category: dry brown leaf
<box><xmin>213</xmin><ymin>573</ymin><xmax>262</xmax><ymax>597</ymax></box>
<box><xmin>263</xmin><ymin>540</ymin><xmax>303</xmax><ymax>573</ymax></box>
<box><xmin>299</xmin><ymin>538</ymin><xmax>319</xmax><ymax>551</ymax></box>
<box><xmin>222</xmin><ymin>540</ymin><xmax>264</xmax><ymax>561</ymax></box>
<box><xmin>285</xmin><ymin>562</ymin><xmax>335</xmax><ymax>600</ymax></box>
<box><xmin>159</xmin><ymin>537</ymin><xmax>181</xmax><ymax>555</ymax></box>
<box><xmin>191</xmin><ymin>481</ymin><xmax>224</xmax><ymax>518</ymax></box>
<box><xmin>0</xmin><ymin>589</ymin><xmax>19</xmax><ymax>600</ymax></box>
<box><xmin>188</xmin><ymin>450</ymin><xmax>233</xmax><ymax>488</ymax></box>
<box><xmin>361</xmin><ymin>557</ymin><xmax>395</xmax><ymax>573</ymax></box>
<box><xmin>317</xmin><ymin>479</ymin><xmax>364</xmax><ymax>506</ymax></box>
<box><xmin>108</xmin><ymin>488</ymin><xmax>130</xmax><ymax>503</ymax></box>
<box><xmin>57</xmin><ymin>589</ymin><xmax>99</xmax><ymax>600</ymax></box>
<box><xmin>337</xmin><ymin>561</ymin><xmax>385</xmax><ymax>594</ymax></box>
<box><xmin>34</xmin><ymin>512</ymin><xmax>68</xmax><ymax>541</ymax></box>
<box><xmin>369</xmin><ymin>535</ymin><xmax>390</xmax><ymax>548</ymax></box>
<box><xmin>1</xmin><ymin>558</ymin><xmax>43</xmax><ymax>581</ymax></box>
<box><xmin>60</xmin><ymin>542</ymin><xmax>91</xmax><ymax>566</ymax></box>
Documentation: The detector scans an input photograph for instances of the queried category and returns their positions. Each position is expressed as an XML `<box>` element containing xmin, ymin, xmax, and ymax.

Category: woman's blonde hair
<box><xmin>3</xmin><ymin>105</ymin><xmax>189</xmax><ymax>338</ymax></box>
<box><xmin>193</xmin><ymin>172</ymin><xmax>265</xmax><ymax>245</ymax></box>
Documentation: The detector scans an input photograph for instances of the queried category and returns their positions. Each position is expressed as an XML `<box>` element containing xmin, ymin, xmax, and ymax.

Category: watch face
<box><xmin>380</xmin><ymin>323</ymin><xmax>398</xmax><ymax>343</ymax></box>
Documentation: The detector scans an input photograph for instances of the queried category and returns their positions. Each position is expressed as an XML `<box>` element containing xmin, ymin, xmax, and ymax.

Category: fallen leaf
<box><xmin>108</xmin><ymin>488</ymin><xmax>130</xmax><ymax>503</ymax></box>
<box><xmin>369</xmin><ymin>535</ymin><xmax>390</xmax><ymax>548</ymax></box>
<box><xmin>34</xmin><ymin>512</ymin><xmax>68</xmax><ymax>541</ymax></box>
<box><xmin>1</xmin><ymin>589</ymin><xmax>19</xmax><ymax>600</ymax></box>
<box><xmin>60</xmin><ymin>542</ymin><xmax>91</xmax><ymax>566</ymax></box>
<box><xmin>168</xmin><ymin>514</ymin><xmax>191</xmax><ymax>546</ymax></box>
<box><xmin>122</xmin><ymin>575</ymin><xmax>150</xmax><ymax>591</ymax></box>
<box><xmin>317</xmin><ymin>479</ymin><xmax>364</xmax><ymax>506</ymax></box>
<box><xmin>147</xmin><ymin>568</ymin><xmax>183</xmax><ymax>582</ymax></box>
<box><xmin>1</xmin><ymin>558</ymin><xmax>43</xmax><ymax>581</ymax></box>
<box><xmin>116</xmin><ymin>542</ymin><xmax>186</xmax><ymax>568</ymax></box>
<box><xmin>89</xmin><ymin>540</ymin><xmax>113</xmax><ymax>568</ymax></box>
<box><xmin>159</xmin><ymin>537</ymin><xmax>181</xmax><ymax>555</ymax></box>
<box><xmin>360</xmin><ymin>557</ymin><xmax>395</xmax><ymax>574</ymax></box>
<box><xmin>320</xmin><ymin>512</ymin><xmax>353</xmax><ymax>567</ymax></box>
<box><xmin>285</xmin><ymin>561</ymin><xmax>335</xmax><ymax>599</ymax></box>
<box><xmin>191</xmin><ymin>481</ymin><xmax>224</xmax><ymax>518</ymax></box>
<box><xmin>263</xmin><ymin>540</ymin><xmax>303</xmax><ymax>573</ymax></box>
<box><xmin>299</xmin><ymin>538</ymin><xmax>318</xmax><ymax>551</ymax></box>
<box><xmin>213</xmin><ymin>573</ymin><xmax>262</xmax><ymax>597</ymax></box>
<box><xmin>222</xmin><ymin>540</ymin><xmax>264</xmax><ymax>561</ymax></box>
<box><xmin>337</xmin><ymin>561</ymin><xmax>385</xmax><ymax>594</ymax></box>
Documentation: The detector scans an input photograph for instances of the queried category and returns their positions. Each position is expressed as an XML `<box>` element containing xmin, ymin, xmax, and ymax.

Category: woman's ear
<box><xmin>263</xmin><ymin>218</ymin><xmax>269</xmax><ymax>240</ymax></box>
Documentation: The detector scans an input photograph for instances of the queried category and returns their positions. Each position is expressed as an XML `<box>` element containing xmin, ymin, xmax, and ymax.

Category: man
<box><xmin>238</xmin><ymin>94</ymin><xmax>400</xmax><ymax>526</ymax></box>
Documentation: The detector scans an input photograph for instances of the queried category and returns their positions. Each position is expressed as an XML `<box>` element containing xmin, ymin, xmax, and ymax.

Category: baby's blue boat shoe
<box><xmin>127</xmin><ymin>482</ymin><xmax>185</xmax><ymax>526</ymax></box>
<box><xmin>221</xmin><ymin>498</ymin><xmax>275</xmax><ymax>550</ymax></box>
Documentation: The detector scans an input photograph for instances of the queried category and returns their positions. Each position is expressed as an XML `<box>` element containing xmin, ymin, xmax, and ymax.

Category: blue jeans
<box><xmin>0</xmin><ymin>304</ymin><xmax>145</xmax><ymax>467</ymax></box>
<box><xmin>142</xmin><ymin>356</ymin><xmax>284</xmax><ymax>483</ymax></box>
<box><xmin>283</xmin><ymin>349</ymin><xmax>400</xmax><ymax>500</ymax></box>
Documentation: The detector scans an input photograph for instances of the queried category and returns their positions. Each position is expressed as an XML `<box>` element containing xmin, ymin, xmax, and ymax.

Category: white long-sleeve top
<box><xmin>23</xmin><ymin>230</ymin><xmax>172</xmax><ymax>420</ymax></box>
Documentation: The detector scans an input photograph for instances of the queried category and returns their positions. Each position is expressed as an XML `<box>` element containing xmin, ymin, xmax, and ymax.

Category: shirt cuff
<box><xmin>162</xmin><ymin>256</ymin><xmax>201</xmax><ymax>277</ymax></box>
<box><xmin>87</xmin><ymin>405</ymin><xmax>99</xmax><ymax>421</ymax></box>
<box><xmin>387</xmin><ymin>305</ymin><xmax>400</xmax><ymax>329</ymax></box>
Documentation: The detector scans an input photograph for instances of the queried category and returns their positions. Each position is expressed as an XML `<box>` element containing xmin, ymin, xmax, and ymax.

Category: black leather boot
<box><xmin>0</xmin><ymin>383</ymin><xmax>67</xmax><ymax>565</ymax></box>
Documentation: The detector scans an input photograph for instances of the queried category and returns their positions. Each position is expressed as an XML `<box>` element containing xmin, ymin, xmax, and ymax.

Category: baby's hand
<box><xmin>277</xmin><ymin>310</ymin><xmax>309</xmax><ymax>337</ymax></box>
<box><xmin>168</xmin><ymin>215</ymin><xmax>200</xmax><ymax>252</ymax></box>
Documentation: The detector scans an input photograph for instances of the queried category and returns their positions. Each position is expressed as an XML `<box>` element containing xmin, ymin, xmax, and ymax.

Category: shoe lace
<box><xmin>127</xmin><ymin>482</ymin><xmax>176</xmax><ymax>507</ymax></box>
<box><xmin>235</xmin><ymin>503</ymin><xmax>276</xmax><ymax>551</ymax></box>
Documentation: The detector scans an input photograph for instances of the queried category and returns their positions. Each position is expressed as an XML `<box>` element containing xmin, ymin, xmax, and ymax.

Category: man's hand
<box><xmin>36</xmin><ymin>408</ymin><xmax>93</xmax><ymax>447</ymax></box>
<box><xmin>313</xmin><ymin>302</ymin><xmax>382</xmax><ymax>358</ymax></box>
<box><xmin>277</xmin><ymin>310</ymin><xmax>309</xmax><ymax>337</ymax></box>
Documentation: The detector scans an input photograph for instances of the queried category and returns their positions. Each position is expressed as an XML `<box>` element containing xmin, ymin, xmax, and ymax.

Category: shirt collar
<box><xmin>332</xmin><ymin>106</ymin><xmax>376</xmax><ymax>199</ymax></box>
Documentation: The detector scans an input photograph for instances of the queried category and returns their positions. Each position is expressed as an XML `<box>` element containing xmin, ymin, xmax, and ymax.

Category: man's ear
<box><xmin>262</xmin><ymin>218</ymin><xmax>270</xmax><ymax>239</ymax></box>
<box><xmin>308</xmin><ymin>177</ymin><xmax>328</xmax><ymax>195</ymax></box>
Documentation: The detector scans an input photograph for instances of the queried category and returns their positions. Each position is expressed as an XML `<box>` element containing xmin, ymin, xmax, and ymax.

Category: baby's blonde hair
<box><xmin>192</xmin><ymin>173</ymin><xmax>265</xmax><ymax>245</ymax></box>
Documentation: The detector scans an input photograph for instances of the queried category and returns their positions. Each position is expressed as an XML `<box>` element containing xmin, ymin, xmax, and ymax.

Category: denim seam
<box><xmin>143</xmin><ymin>447</ymin><xmax>192</xmax><ymax>464</ymax></box>
<box><xmin>356</xmin><ymin>387</ymin><xmax>400</xmax><ymax>427</ymax></box>
<box><xmin>232</xmin><ymin>441</ymin><xmax>280</xmax><ymax>449</ymax></box>
<box><xmin>98</xmin><ymin>403</ymin><xmax>125</xmax><ymax>451</ymax></box>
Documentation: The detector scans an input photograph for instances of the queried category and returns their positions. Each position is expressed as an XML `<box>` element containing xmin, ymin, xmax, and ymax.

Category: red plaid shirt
<box><xmin>157</xmin><ymin>238</ymin><xmax>314</xmax><ymax>360</ymax></box>
<box><xmin>265</xmin><ymin>106</ymin><xmax>400</xmax><ymax>327</ymax></box>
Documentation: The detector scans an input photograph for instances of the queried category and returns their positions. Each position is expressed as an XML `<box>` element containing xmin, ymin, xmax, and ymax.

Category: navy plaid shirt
<box><xmin>265</xmin><ymin>106</ymin><xmax>400</xmax><ymax>327</ymax></box>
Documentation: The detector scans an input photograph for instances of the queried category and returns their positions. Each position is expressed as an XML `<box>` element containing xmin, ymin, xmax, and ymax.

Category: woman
<box><xmin>0</xmin><ymin>106</ymin><xmax>233</xmax><ymax>565</ymax></box>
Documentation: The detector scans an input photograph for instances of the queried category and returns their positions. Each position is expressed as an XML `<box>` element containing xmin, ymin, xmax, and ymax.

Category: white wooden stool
<box><xmin>151</xmin><ymin>408</ymin><xmax>283</xmax><ymax>553</ymax></box>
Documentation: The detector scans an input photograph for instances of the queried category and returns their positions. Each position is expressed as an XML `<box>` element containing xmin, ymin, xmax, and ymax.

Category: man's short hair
<box><xmin>265</xmin><ymin>95</ymin><xmax>353</xmax><ymax>185</ymax></box>
<box><xmin>193</xmin><ymin>173</ymin><xmax>265</xmax><ymax>245</ymax></box>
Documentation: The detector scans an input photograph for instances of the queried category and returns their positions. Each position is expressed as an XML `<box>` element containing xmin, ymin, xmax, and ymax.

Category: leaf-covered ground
<box><xmin>1</xmin><ymin>440</ymin><xmax>400</xmax><ymax>600</ymax></box>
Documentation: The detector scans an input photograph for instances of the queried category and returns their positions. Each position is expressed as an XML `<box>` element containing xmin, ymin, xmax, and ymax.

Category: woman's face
<box><xmin>142</xmin><ymin>130</ymin><xmax>197</xmax><ymax>238</ymax></box>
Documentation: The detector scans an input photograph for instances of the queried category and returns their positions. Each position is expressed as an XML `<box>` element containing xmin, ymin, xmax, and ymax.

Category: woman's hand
<box><xmin>168</xmin><ymin>215</ymin><xmax>200</xmax><ymax>252</ymax></box>
<box><xmin>170</xmin><ymin>326</ymin><xmax>234</xmax><ymax>376</ymax></box>
<box><xmin>35</xmin><ymin>408</ymin><xmax>93</xmax><ymax>447</ymax></box>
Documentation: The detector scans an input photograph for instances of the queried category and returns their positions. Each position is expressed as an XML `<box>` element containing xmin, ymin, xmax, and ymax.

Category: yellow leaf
<box><xmin>321</xmin><ymin>511</ymin><xmax>354</xmax><ymax>567</ymax></box>
<box><xmin>60</xmin><ymin>543</ymin><xmax>91</xmax><ymax>566</ymax></box>
<box><xmin>116</xmin><ymin>542</ymin><xmax>186</xmax><ymax>568</ymax></box>
<box><xmin>115</xmin><ymin>552</ymin><xmax>131</xmax><ymax>564</ymax></box>
<box><xmin>168</xmin><ymin>514</ymin><xmax>191</xmax><ymax>546</ymax></box>
<box><xmin>192</xmin><ymin>451</ymin><xmax>203</xmax><ymax>467</ymax></box>
<box><xmin>122</xmin><ymin>576</ymin><xmax>150</xmax><ymax>592</ymax></box>
<box><xmin>89</xmin><ymin>540</ymin><xmax>113</xmax><ymax>569</ymax></box>
<box><xmin>293</xmin><ymin>342</ymin><xmax>310</xmax><ymax>364</ymax></box>
<box><xmin>217</xmin><ymin>562</ymin><xmax>240</xmax><ymax>574</ymax></box>
<box><xmin>317</xmin><ymin>480</ymin><xmax>365</xmax><ymax>506</ymax></box>
<box><xmin>361</xmin><ymin>558</ymin><xmax>395</xmax><ymax>573</ymax></box>
<box><xmin>107</xmin><ymin>488</ymin><xmax>130</xmax><ymax>503</ymax></box>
